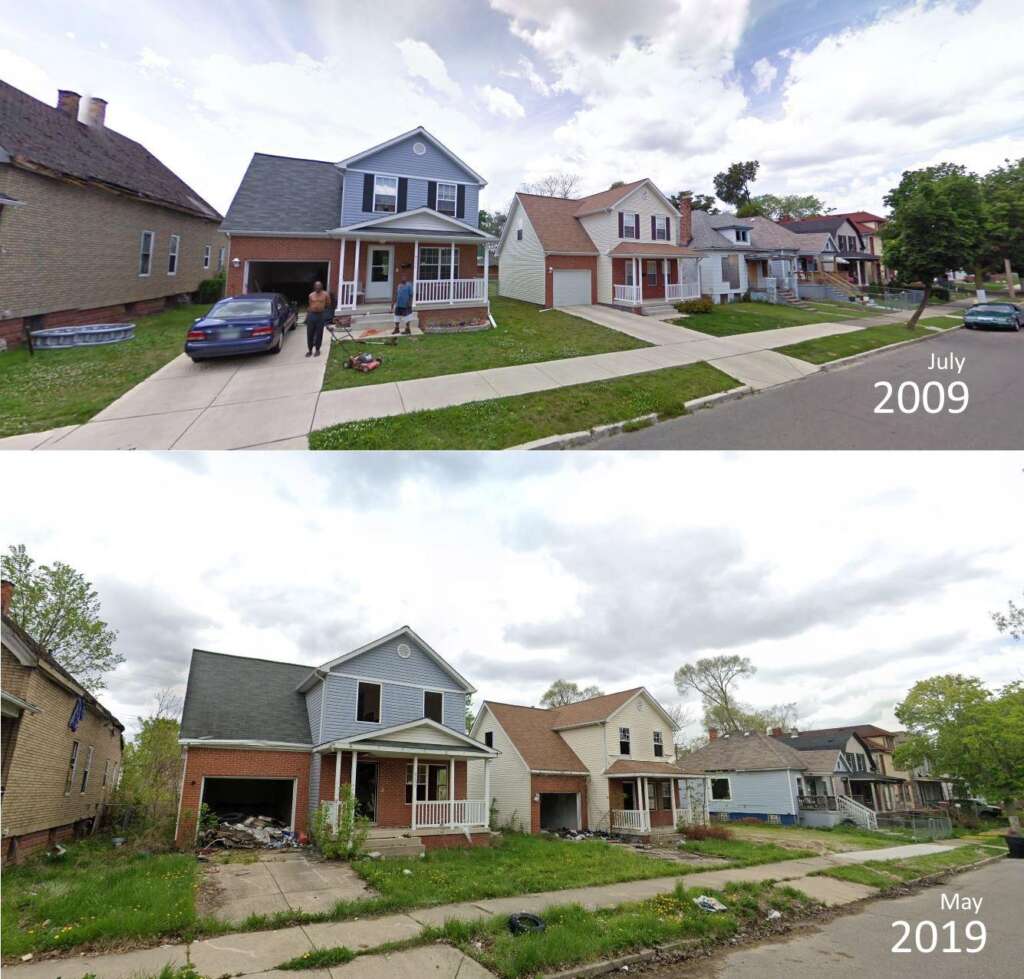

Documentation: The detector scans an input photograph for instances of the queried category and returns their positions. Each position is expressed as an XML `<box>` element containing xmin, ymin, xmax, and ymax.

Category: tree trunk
<box><xmin>907</xmin><ymin>281</ymin><xmax>932</xmax><ymax>329</ymax></box>
<box><xmin>1007</xmin><ymin>798</ymin><xmax>1021</xmax><ymax>834</ymax></box>
<box><xmin>974</xmin><ymin>264</ymin><xmax>987</xmax><ymax>298</ymax></box>
<box><xmin>1005</xmin><ymin>258</ymin><xmax>1017</xmax><ymax>299</ymax></box>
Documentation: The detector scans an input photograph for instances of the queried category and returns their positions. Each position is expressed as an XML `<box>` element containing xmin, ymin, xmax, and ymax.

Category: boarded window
<box><xmin>424</xmin><ymin>690</ymin><xmax>443</xmax><ymax>723</ymax></box>
<box><xmin>356</xmin><ymin>682</ymin><xmax>381</xmax><ymax>723</ymax></box>
<box><xmin>710</xmin><ymin>777</ymin><xmax>731</xmax><ymax>801</ymax></box>
<box><xmin>721</xmin><ymin>254</ymin><xmax>740</xmax><ymax>289</ymax></box>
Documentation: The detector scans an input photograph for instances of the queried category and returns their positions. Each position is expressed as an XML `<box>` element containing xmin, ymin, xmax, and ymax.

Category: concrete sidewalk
<box><xmin>4</xmin><ymin>843</ymin><xmax>958</xmax><ymax>979</ymax></box>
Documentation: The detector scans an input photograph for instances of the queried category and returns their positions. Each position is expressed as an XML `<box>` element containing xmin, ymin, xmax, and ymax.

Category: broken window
<box><xmin>356</xmin><ymin>681</ymin><xmax>381</xmax><ymax>723</ymax></box>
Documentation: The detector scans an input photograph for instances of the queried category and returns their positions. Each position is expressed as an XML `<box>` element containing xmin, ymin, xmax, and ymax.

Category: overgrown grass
<box><xmin>1</xmin><ymin>840</ymin><xmax>198</xmax><ymax>957</ymax></box>
<box><xmin>726</xmin><ymin>823</ymin><xmax>917</xmax><ymax>851</ymax></box>
<box><xmin>815</xmin><ymin>845</ymin><xmax>993</xmax><ymax>891</ymax></box>
<box><xmin>673</xmin><ymin>301</ymin><xmax>875</xmax><ymax>337</ymax></box>
<box><xmin>431</xmin><ymin>880</ymin><xmax>819</xmax><ymax>978</ymax></box>
<box><xmin>776</xmin><ymin>323</ymin><xmax>932</xmax><ymax>363</ymax></box>
<box><xmin>278</xmin><ymin>945</ymin><xmax>357</xmax><ymax>969</ymax></box>
<box><xmin>321</xmin><ymin>294</ymin><xmax>647</xmax><ymax>391</ymax></box>
<box><xmin>86</xmin><ymin>967</ymin><xmax>203</xmax><ymax>979</ymax></box>
<box><xmin>678</xmin><ymin>838</ymin><xmax>816</xmax><ymax>865</ymax></box>
<box><xmin>0</xmin><ymin>303</ymin><xmax>212</xmax><ymax>437</ymax></box>
<box><xmin>310</xmin><ymin>362</ymin><xmax>738</xmax><ymax>450</ymax></box>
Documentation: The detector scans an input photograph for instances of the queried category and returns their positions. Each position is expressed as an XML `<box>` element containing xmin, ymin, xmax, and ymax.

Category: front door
<box><xmin>354</xmin><ymin>761</ymin><xmax>378</xmax><ymax>822</ymax></box>
<box><xmin>622</xmin><ymin>781</ymin><xmax>636</xmax><ymax>810</ymax></box>
<box><xmin>365</xmin><ymin>247</ymin><xmax>394</xmax><ymax>302</ymax></box>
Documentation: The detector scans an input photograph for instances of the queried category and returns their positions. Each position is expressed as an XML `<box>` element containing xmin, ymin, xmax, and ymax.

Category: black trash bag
<box><xmin>508</xmin><ymin>912</ymin><xmax>546</xmax><ymax>935</ymax></box>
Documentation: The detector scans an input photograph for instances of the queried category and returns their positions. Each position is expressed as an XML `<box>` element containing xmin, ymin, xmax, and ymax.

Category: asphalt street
<box><xmin>590</xmin><ymin>327</ymin><xmax>1024</xmax><ymax>449</ymax></box>
<box><xmin>651</xmin><ymin>858</ymin><xmax>1021</xmax><ymax>979</ymax></box>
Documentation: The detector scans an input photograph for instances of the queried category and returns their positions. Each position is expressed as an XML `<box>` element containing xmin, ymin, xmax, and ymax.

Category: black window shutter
<box><xmin>634</xmin><ymin>214</ymin><xmax>640</xmax><ymax>238</ymax></box>
<box><xmin>362</xmin><ymin>173</ymin><xmax>374</xmax><ymax>211</ymax></box>
<box><xmin>457</xmin><ymin>185</ymin><xmax>466</xmax><ymax>220</ymax></box>
<box><xmin>397</xmin><ymin>177</ymin><xmax>408</xmax><ymax>213</ymax></box>
<box><xmin>618</xmin><ymin>212</ymin><xmax>624</xmax><ymax>237</ymax></box>
<box><xmin>427</xmin><ymin>181</ymin><xmax>437</xmax><ymax>210</ymax></box>
<box><xmin>651</xmin><ymin>215</ymin><xmax>656</xmax><ymax>239</ymax></box>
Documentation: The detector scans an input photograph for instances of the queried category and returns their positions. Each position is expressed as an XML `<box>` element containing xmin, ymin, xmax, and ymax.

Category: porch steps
<box><xmin>364</xmin><ymin>830</ymin><xmax>426</xmax><ymax>859</ymax></box>
<box><xmin>637</xmin><ymin>303</ymin><xmax>678</xmax><ymax>317</ymax></box>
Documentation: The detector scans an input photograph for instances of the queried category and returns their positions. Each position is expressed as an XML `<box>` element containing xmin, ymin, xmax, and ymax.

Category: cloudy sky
<box><xmin>2</xmin><ymin>0</ymin><xmax>1021</xmax><ymax>218</ymax></box>
<box><xmin>1</xmin><ymin>452</ymin><xmax>1020</xmax><ymax>740</ymax></box>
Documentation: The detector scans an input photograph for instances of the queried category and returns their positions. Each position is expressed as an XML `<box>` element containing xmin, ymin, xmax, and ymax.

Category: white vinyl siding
<box><xmin>559</xmin><ymin>723</ymin><xmax>610</xmax><ymax>830</ymax></box>
<box><xmin>498</xmin><ymin>199</ymin><xmax>546</xmax><ymax>305</ymax></box>
<box><xmin>604</xmin><ymin>693</ymin><xmax>672</xmax><ymax>762</ymax></box>
<box><xmin>468</xmin><ymin>706</ymin><xmax>532</xmax><ymax>831</ymax></box>
<box><xmin>707</xmin><ymin>770</ymin><xmax>801</xmax><ymax>818</ymax></box>
<box><xmin>697</xmin><ymin>251</ymin><xmax>748</xmax><ymax>302</ymax></box>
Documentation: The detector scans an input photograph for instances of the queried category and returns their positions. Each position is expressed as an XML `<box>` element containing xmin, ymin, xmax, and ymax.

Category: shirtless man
<box><xmin>305</xmin><ymin>281</ymin><xmax>331</xmax><ymax>357</ymax></box>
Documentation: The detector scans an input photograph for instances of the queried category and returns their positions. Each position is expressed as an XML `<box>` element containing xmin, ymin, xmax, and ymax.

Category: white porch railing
<box><xmin>338</xmin><ymin>281</ymin><xmax>357</xmax><ymax>309</ymax></box>
<box><xmin>414</xmin><ymin>799</ymin><xmax>488</xmax><ymax>828</ymax></box>
<box><xmin>613</xmin><ymin>284</ymin><xmax>641</xmax><ymax>304</ymax></box>
<box><xmin>610</xmin><ymin>808</ymin><xmax>651</xmax><ymax>833</ymax></box>
<box><xmin>415</xmin><ymin>278</ymin><xmax>486</xmax><ymax>304</ymax></box>
<box><xmin>665</xmin><ymin>282</ymin><xmax>700</xmax><ymax>301</ymax></box>
<box><xmin>837</xmin><ymin>794</ymin><xmax>878</xmax><ymax>831</ymax></box>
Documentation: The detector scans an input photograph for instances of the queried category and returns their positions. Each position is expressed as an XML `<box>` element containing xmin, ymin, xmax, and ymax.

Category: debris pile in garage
<box><xmin>199</xmin><ymin>814</ymin><xmax>298</xmax><ymax>850</ymax></box>
<box><xmin>550</xmin><ymin>828</ymin><xmax>609</xmax><ymax>841</ymax></box>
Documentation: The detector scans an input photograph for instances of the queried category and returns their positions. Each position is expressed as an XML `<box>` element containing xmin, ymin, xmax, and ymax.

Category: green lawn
<box><xmin>776</xmin><ymin>323</ymin><xmax>932</xmax><ymax>364</ymax></box>
<box><xmin>674</xmin><ymin>301</ymin><xmax>877</xmax><ymax>337</ymax></box>
<box><xmin>725</xmin><ymin>823</ymin><xmax>917</xmax><ymax>852</ymax></box>
<box><xmin>815</xmin><ymin>845</ymin><xmax>993</xmax><ymax>891</ymax></box>
<box><xmin>797</xmin><ymin>301</ymin><xmax>881</xmax><ymax>319</ymax></box>
<box><xmin>1</xmin><ymin>840</ymin><xmax>198</xmax><ymax>958</ymax></box>
<box><xmin>677</xmin><ymin>838</ymin><xmax>816</xmax><ymax>865</ymax></box>
<box><xmin>321</xmin><ymin>294</ymin><xmax>647</xmax><ymax>391</ymax></box>
<box><xmin>918</xmin><ymin>315</ymin><xmax>963</xmax><ymax>329</ymax></box>
<box><xmin>310</xmin><ymin>362</ymin><xmax>739</xmax><ymax>450</ymax></box>
<box><xmin>0</xmin><ymin>303</ymin><xmax>211</xmax><ymax>438</ymax></box>
<box><xmin>428</xmin><ymin>880</ymin><xmax>817</xmax><ymax>978</ymax></box>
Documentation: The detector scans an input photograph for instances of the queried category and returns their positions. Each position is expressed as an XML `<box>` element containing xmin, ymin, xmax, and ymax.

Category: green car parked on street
<box><xmin>963</xmin><ymin>301</ymin><xmax>1023</xmax><ymax>330</ymax></box>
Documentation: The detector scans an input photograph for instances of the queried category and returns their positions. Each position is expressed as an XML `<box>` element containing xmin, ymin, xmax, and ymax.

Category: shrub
<box><xmin>676</xmin><ymin>297</ymin><xmax>714</xmax><ymax>315</ymax></box>
<box><xmin>196</xmin><ymin>272</ymin><xmax>226</xmax><ymax>304</ymax></box>
<box><xmin>931</xmin><ymin>285</ymin><xmax>950</xmax><ymax>301</ymax></box>
<box><xmin>678</xmin><ymin>822</ymin><xmax>734</xmax><ymax>840</ymax></box>
<box><xmin>311</xmin><ymin>786</ymin><xmax>370</xmax><ymax>860</ymax></box>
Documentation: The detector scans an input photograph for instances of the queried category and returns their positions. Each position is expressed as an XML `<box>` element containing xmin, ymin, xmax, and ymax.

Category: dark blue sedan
<box><xmin>185</xmin><ymin>294</ymin><xmax>297</xmax><ymax>361</ymax></box>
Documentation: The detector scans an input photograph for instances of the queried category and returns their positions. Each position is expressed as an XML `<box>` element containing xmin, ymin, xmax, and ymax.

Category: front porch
<box><xmin>607</xmin><ymin>771</ymin><xmax>709</xmax><ymax>837</ymax></box>
<box><xmin>611</xmin><ymin>253</ymin><xmax>702</xmax><ymax>310</ymax></box>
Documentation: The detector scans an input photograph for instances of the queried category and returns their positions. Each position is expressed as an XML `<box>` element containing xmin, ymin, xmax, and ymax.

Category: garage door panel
<box><xmin>539</xmin><ymin>792</ymin><xmax>580</xmax><ymax>830</ymax></box>
<box><xmin>553</xmin><ymin>270</ymin><xmax>592</xmax><ymax>307</ymax></box>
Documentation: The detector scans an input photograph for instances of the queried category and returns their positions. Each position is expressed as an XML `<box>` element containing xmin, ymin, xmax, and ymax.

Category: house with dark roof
<box><xmin>0</xmin><ymin>82</ymin><xmax>225</xmax><ymax>348</ymax></box>
<box><xmin>1</xmin><ymin>579</ymin><xmax>124</xmax><ymax>864</ymax></box>
<box><xmin>220</xmin><ymin>127</ymin><xmax>495</xmax><ymax>334</ymax></box>
<box><xmin>778</xmin><ymin>214</ymin><xmax>881</xmax><ymax>286</ymax></box>
<box><xmin>469</xmin><ymin>688</ymin><xmax>706</xmax><ymax>837</ymax></box>
<box><xmin>496</xmin><ymin>179</ymin><xmax>701</xmax><ymax>313</ymax></box>
<box><xmin>174</xmin><ymin>627</ymin><xmax>497</xmax><ymax>852</ymax></box>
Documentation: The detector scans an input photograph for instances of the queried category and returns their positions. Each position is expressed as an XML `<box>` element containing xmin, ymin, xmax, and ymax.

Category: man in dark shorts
<box><xmin>393</xmin><ymin>275</ymin><xmax>414</xmax><ymax>335</ymax></box>
<box><xmin>305</xmin><ymin>281</ymin><xmax>331</xmax><ymax>357</ymax></box>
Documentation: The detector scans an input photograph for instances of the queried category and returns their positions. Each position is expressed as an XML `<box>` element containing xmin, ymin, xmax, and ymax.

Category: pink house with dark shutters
<box><xmin>496</xmin><ymin>178</ymin><xmax>702</xmax><ymax>314</ymax></box>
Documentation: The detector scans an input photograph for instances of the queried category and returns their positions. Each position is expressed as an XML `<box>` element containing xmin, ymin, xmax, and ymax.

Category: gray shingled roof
<box><xmin>677</xmin><ymin>732</ymin><xmax>808</xmax><ymax>773</ymax></box>
<box><xmin>743</xmin><ymin>216</ymin><xmax>803</xmax><ymax>252</ymax></box>
<box><xmin>781</xmin><ymin>216</ymin><xmax>847</xmax><ymax>234</ymax></box>
<box><xmin>180</xmin><ymin>649</ymin><xmax>312</xmax><ymax>744</ymax></box>
<box><xmin>221</xmin><ymin>153</ymin><xmax>342</xmax><ymax>234</ymax></box>
<box><xmin>690</xmin><ymin>210</ymin><xmax>752</xmax><ymax>250</ymax></box>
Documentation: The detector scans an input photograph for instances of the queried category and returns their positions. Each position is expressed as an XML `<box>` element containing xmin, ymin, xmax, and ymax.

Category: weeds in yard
<box><xmin>678</xmin><ymin>838</ymin><xmax>816</xmax><ymax>866</ymax></box>
<box><xmin>277</xmin><ymin>945</ymin><xmax>357</xmax><ymax>969</ymax></box>
<box><xmin>815</xmin><ymin>845</ymin><xmax>993</xmax><ymax>891</ymax></box>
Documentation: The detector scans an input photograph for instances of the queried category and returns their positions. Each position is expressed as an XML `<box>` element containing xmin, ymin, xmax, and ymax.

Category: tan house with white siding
<box><xmin>1</xmin><ymin>580</ymin><xmax>124</xmax><ymax>863</ymax></box>
<box><xmin>470</xmin><ymin>688</ymin><xmax>706</xmax><ymax>837</ymax></box>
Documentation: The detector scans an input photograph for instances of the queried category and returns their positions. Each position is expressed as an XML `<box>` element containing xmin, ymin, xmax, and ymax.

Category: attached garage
<box><xmin>201</xmin><ymin>777</ymin><xmax>297</xmax><ymax>830</ymax></box>
<box><xmin>552</xmin><ymin>269</ymin><xmax>592</xmax><ymax>307</ymax></box>
<box><xmin>539</xmin><ymin>792</ymin><xmax>581</xmax><ymax>831</ymax></box>
<box><xmin>245</xmin><ymin>261</ymin><xmax>331</xmax><ymax>305</ymax></box>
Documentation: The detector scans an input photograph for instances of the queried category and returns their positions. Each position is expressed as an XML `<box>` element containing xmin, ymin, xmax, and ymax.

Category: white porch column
<box><xmin>338</xmin><ymin>239</ymin><xmax>346</xmax><ymax>307</ymax></box>
<box><xmin>413</xmin><ymin>240</ymin><xmax>419</xmax><ymax>308</ymax></box>
<box><xmin>670</xmin><ymin>778</ymin><xmax>677</xmax><ymax>829</ymax></box>
<box><xmin>663</xmin><ymin>258</ymin><xmax>669</xmax><ymax>296</ymax></box>
<box><xmin>349</xmin><ymin>749</ymin><xmax>357</xmax><ymax>797</ymax></box>
<box><xmin>449</xmin><ymin>243</ymin><xmax>456</xmax><ymax>304</ymax></box>
<box><xmin>353</xmin><ymin>239</ymin><xmax>361</xmax><ymax>306</ymax></box>
<box><xmin>334</xmin><ymin>748</ymin><xmax>342</xmax><ymax>801</ymax></box>
<box><xmin>484</xmin><ymin>758</ymin><xmax>492</xmax><ymax>826</ymax></box>
<box><xmin>449</xmin><ymin>757</ymin><xmax>456</xmax><ymax>827</ymax></box>
<box><xmin>642</xmin><ymin>777</ymin><xmax>649</xmax><ymax>830</ymax></box>
<box><xmin>637</xmin><ymin>258</ymin><xmax>644</xmax><ymax>304</ymax></box>
<box><xmin>411</xmin><ymin>755</ymin><xmax>419</xmax><ymax>830</ymax></box>
<box><xmin>483</xmin><ymin>245</ymin><xmax>490</xmax><ymax>305</ymax></box>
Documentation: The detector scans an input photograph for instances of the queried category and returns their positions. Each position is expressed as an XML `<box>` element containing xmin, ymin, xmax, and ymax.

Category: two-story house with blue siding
<box><xmin>220</xmin><ymin>127</ymin><xmax>495</xmax><ymax>333</ymax></box>
<box><xmin>175</xmin><ymin>627</ymin><xmax>497</xmax><ymax>852</ymax></box>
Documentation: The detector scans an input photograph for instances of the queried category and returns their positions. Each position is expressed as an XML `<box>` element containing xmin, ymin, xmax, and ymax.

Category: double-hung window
<box><xmin>202</xmin><ymin>244</ymin><xmax>211</xmax><ymax>270</ymax></box>
<box><xmin>736</xmin><ymin>228</ymin><xmax>750</xmax><ymax>243</ymax></box>
<box><xmin>424</xmin><ymin>690</ymin><xmax>443</xmax><ymax>723</ymax></box>
<box><xmin>373</xmin><ymin>174</ymin><xmax>398</xmax><ymax>213</ymax></box>
<box><xmin>356</xmin><ymin>681</ymin><xmax>381</xmax><ymax>723</ymax></box>
<box><xmin>418</xmin><ymin>246</ymin><xmax>454</xmax><ymax>281</ymax></box>
<box><xmin>167</xmin><ymin>234</ymin><xmax>180</xmax><ymax>275</ymax></box>
<box><xmin>622</xmin><ymin>212</ymin><xmax>639</xmax><ymax>239</ymax></box>
<box><xmin>102</xmin><ymin>759</ymin><xmax>111</xmax><ymax>787</ymax></box>
<box><xmin>80</xmin><ymin>745</ymin><xmax>94</xmax><ymax>793</ymax></box>
<box><xmin>217</xmin><ymin>246</ymin><xmax>226</xmax><ymax>271</ymax></box>
<box><xmin>436</xmin><ymin>181</ymin><xmax>457</xmax><ymax>216</ymax></box>
<box><xmin>653</xmin><ymin>216</ymin><xmax>670</xmax><ymax>241</ymax></box>
<box><xmin>138</xmin><ymin>231</ymin><xmax>154</xmax><ymax>276</ymax></box>
<box><xmin>405</xmin><ymin>763</ymin><xmax>449</xmax><ymax>803</ymax></box>
<box><xmin>653</xmin><ymin>731</ymin><xmax>664</xmax><ymax>757</ymax></box>
<box><xmin>619</xmin><ymin>726</ymin><xmax>631</xmax><ymax>755</ymax></box>
<box><xmin>65</xmin><ymin>741</ymin><xmax>80</xmax><ymax>795</ymax></box>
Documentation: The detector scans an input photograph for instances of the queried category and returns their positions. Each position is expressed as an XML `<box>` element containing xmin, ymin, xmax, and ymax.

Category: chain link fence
<box><xmin>876</xmin><ymin>812</ymin><xmax>953</xmax><ymax>840</ymax></box>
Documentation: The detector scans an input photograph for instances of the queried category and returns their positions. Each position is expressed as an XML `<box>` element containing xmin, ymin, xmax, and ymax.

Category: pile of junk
<box><xmin>198</xmin><ymin>813</ymin><xmax>301</xmax><ymax>851</ymax></box>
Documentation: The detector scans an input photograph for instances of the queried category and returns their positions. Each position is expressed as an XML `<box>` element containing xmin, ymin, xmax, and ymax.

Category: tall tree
<box><xmin>540</xmin><ymin>679</ymin><xmax>605</xmax><ymax>708</ymax></box>
<box><xmin>713</xmin><ymin>161</ymin><xmax>760</xmax><ymax>207</ymax></box>
<box><xmin>521</xmin><ymin>173</ymin><xmax>581</xmax><ymax>199</ymax></box>
<box><xmin>894</xmin><ymin>676</ymin><xmax>1024</xmax><ymax>831</ymax></box>
<box><xmin>992</xmin><ymin>592</ymin><xmax>1024</xmax><ymax>641</ymax></box>
<box><xmin>2</xmin><ymin>544</ymin><xmax>123</xmax><ymax>691</ymax></box>
<box><xmin>736</xmin><ymin>193</ymin><xmax>831</xmax><ymax>221</ymax></box>
<box><xmin>478</xmin><ymin>209</ymin><xmax>507</xmax><ymax>237</ymax></box>
<box><xmin>881</xmin><ymin>163</ymin><xmax>984</xmax><ymax>328</ymax></box>
<box><xmin>979</xmin><ymin>158</ymin><xmax>1024</xmax><ymax>298</ymax></box>
<box><xmin>672</xmin><ymin>190</ymin><xmax>719</xmax><ymax>214</ymax></box>
<box><xmin>674</xmin><ymin>655</ymin><xmax>754</xmax><ymax>732</ymax></box>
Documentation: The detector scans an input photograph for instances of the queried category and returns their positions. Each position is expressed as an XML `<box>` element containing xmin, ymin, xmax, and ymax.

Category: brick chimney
<box><xmin>771</xmin><ymin>727</ymin><xmax>783</xmax><ymax>736</ymax></box>
<box><xmin>56</xmin><ymin>89</ymin><xmax>81</xmax><ymax>119</ymax></box>
<box><xmin>85</xmin><ymin>96</ymin><xmax>107</xmax><ymax>128</ymax></box>
<box><xmin>708</xmin><ymin>726</ymin><xmax>718</xmax><ymax>741</ymax></box>
<box><xmin>1</xmin><ymin>578</ymin><xmax>13</xmax><ymax>616</ymax></box>
<box><xmin>677</xmin><ymin>194</ymin><xmax>693</xmax><ymax>245</ymax></box>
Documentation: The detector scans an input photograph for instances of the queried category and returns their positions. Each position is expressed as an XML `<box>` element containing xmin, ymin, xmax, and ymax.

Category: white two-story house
<box><xmin>175</xmin><ymin>627</ymin><xmax>497</xmax><ymax>852</ymax></box>
<box><xmin>496</xmin><ymin>178</ymin><xmax>702</xmax><ymax>313</ymax></box>
<box><xmin>469</xmin><ymin>687</ymin><xmax>707</xmax><ymax>837</ymax></box>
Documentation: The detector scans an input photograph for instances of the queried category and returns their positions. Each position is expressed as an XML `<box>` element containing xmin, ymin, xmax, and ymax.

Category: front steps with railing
<box><xmin>364</xmin><ymin>828</ymin><xmax>426</xmax><ymax>859</ymax></box>
<box><xmin>836</xmin><ymin>794</ymin><xmax>878</xmax><ymax>830</ymax></box>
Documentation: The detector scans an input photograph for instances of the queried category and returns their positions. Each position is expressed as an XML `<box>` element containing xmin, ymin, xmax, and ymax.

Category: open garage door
<box><xmin>246</xmin><ymin>261</ymin><xmax>330</xmax><ymax>306</ymax></box>
<box><xmin>552</xmin><ymin>270</ymin><xmax>591</xmax><ymax>307</ymax></box>
<box><xmin>201</xmin><ymin>777</ymin><xmax>296</xmax><ymax>829</ymax></box>
<box><xmin>539</xmin><ymin>792</ymin><xmax>580</xmax><ymax>831</ymax></box>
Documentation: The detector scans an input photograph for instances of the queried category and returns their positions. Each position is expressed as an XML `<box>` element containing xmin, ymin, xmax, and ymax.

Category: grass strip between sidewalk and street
<box><xmin>813</xmin><ymin>845</ymin><xmax>994</xmax><ymax>891</ymax></box>
<box><xmin>671</xmin><ymin>301</ymin><xmax>879</xmax><ymax>337</ymax></box>
<box><xmin>310</xmin><ymin>362</ymin><xmax>739</xmax><ymax>450</ymax></box>
<box><xmin>917</xmin><ymin>315</ymin><xmax>963</xmax><ymax>329</ymax></box>
<box><xmin>775</xmin><ymin>323</ymin><xmax>932</xmax><ymax>364</ymax></box>
<box><xmin>677</xmin><ymin>838</ymin><xmax>816</xmax><ymax>865</ymax></box>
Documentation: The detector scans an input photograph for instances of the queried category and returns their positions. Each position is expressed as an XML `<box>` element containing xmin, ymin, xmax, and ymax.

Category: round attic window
<box><xmin>413</xmin><ymin>141</ymin><xmax>427</xmax><ymax>156</ymax></box>
<box><xmin>397</xmin><ymin>643</ymin><xmax>412</xmax><ymax>658</ymax></box>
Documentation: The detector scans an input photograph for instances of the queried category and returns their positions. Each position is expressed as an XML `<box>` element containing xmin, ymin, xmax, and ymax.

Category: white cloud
<box><xmin>478</xmin><ymin>83</ymin><xmax>526</xmax><ymax>119</ymax></box>
<box><xmin>500</xmin><ymin>56</ymin><xmax>552</xmax><ymax>96</ymax></box>
<box><xmin>395</xmin><ymin>37</ymin><xmax>460</xmax><ymax>99</ymax></box>
<box><xmin>751</xmin><ymin>56</ymin><xmax>777</xmax><ymax>93</ymax></box>
<box><xmin>138</xmin><ymin>46</ymin><xmax>170</xmax><ymax>71</ymax></box>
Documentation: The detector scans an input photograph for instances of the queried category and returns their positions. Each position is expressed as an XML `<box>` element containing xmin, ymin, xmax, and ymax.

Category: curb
<box><xmin>814</xmin><ymin>324</ymin><xmax>962</xmax><ymax>374</ymax></box>
<box><xmin>545</xmin><ymin>938</ymin><xmax>702</xmax><ymax>979</ymax></box>
<box><xmin>512</xmin><ymin>385</ymin><xmax>752</xmax><ymax>451</ymax></box>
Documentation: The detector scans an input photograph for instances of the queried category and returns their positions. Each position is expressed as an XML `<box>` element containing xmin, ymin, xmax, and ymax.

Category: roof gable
<box><xmin>509</xmin><ymin>193</ymin><xmax>598</xmax><ymax>255</ymax></box>
<box><xmin>678</xmin><ymin>732</ymin><xmax>807</xmax><ymax>773</ymax></box>
<box><xmin>338</xmin><ymin>127</ymin><xmax>485</xmax><ymax>185</ymax></box>
<box><xmin>573</xmin><ymin>179</ymin><xmax>676</xmax><ymax>217</ymax></box>
<box><xmin>548</xmin><ymin>687</ymin><xmax>643</xmax><ymax>727</ymax></box>
<box><xmin>346</xmin><ymin>717</ymin><xmax>495</xmax><ymax>753</ymax></box>
<box><xmin>338</xmin><ymin>206</ymin><xmax>490</xmax><ymax>237</ymax></box>
<box><xmin>480</xmin><ymin>701</ymin><xmax>588</xmax><ymax>773</ymax></box>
